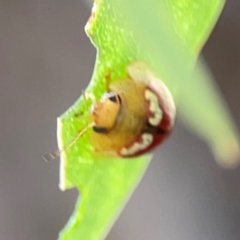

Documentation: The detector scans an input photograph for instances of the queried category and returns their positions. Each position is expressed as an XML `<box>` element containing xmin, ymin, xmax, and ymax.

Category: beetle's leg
<box><xmin>74</xmin><ymin>91</ymin><xmax>95</xmax><ymax>119</ymax></box>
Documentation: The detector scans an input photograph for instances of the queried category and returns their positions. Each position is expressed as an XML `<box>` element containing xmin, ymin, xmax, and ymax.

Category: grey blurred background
<box><xmin>0</xmin><ymin>0</ymin><xmax>240</xmax><ymax>240</ymax></box>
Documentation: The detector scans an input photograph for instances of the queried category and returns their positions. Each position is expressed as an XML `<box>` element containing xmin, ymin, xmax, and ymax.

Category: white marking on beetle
<box><xmin>128</xmin><ymin>143</ymin><xmax>140</xmax><ymax>155</ymax></box>
<box><xmin>120</xmin><ymin>147</ymin><xmax>129</xmax><ymax>156</ymax></box>
<box><xmin>149</xmin><ymin>108</ymin><xmax>162</xmax><ymax>126</ymax></box>
<box><xmin>141</xmin><ymin>133</ymin><xmax>153</xmax><ymax>148</ymax></box>
<box><xmin>145</xmin><ymin>90</ymin><xmax>163</xmax><ymax>126</ymax></box>
<box><xmin>144</xmin><ymin>89</ymin><xmax>152</xmax><ymax>100</ymax></box>
<box><xmin>120</xmin><ymin>133</ymin><xmax>153</xmax><ymax>156</ymax></box>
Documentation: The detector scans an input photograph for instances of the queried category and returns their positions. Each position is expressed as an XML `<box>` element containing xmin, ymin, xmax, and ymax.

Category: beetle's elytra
<box><xmin>89</xmin><ymin>62</ymin><xmax>176</xmax><ymax>157</ymax></box>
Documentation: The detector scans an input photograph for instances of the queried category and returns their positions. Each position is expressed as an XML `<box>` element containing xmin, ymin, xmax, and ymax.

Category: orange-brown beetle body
<box><xmin>89</xmin><ymin>62</ymin><xmax>176</xmax><ymax>157</ymax></box>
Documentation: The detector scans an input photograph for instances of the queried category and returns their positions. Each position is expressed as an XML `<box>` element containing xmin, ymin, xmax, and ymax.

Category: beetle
<box><xmin>43</xmin><ymin>62</ymin><xmax>176</xmax><ymax>161</ymax></box>
<box><xmin>89</xmin><ymin>62</ymin><xmax>176</xmax><ymax>157</ymax></box>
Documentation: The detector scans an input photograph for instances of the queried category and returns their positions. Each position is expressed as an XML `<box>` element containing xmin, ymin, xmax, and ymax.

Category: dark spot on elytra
<box><xmin>143</xmin><ymin>122</ymin><xmax>166</xmax><ymax>135</ymax></box>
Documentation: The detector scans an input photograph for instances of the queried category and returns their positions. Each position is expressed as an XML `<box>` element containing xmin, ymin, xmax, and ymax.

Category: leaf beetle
<box><xmin>89</xmin><ymin>62</ymin><xmax>176</xmax><ymax>157</ymax></box>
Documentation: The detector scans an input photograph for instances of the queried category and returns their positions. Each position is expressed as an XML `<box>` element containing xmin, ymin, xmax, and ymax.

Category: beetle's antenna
<box><xmin>43</xmin><ymin>122</ymin><xmax>95</xmax><ymax>162</ymax></box>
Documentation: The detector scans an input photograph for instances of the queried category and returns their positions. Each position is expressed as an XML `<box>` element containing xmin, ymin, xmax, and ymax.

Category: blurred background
<box><xmin>0</xmin><ymin>0</ymin><xmax>240</xmax><ymax>239</ymax></box>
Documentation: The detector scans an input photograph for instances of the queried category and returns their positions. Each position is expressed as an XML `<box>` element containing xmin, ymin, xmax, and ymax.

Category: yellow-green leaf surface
<box><xmin>58</xmin><ymin>0</ymin><xmax>239</xmax><ymax>239</ymax></box>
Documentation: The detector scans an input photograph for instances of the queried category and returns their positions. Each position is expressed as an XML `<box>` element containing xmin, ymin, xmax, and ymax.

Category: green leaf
<box><xmin>57</xmin><ymin>0</ymin><xmax>239</xmax><ymax>239</ymax></box>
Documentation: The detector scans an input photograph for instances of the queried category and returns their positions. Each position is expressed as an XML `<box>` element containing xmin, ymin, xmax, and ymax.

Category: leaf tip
<box><xmin>212</xmin><ymin>138</ymin><xmax>240</xmax><ymax>169</ymax></box>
